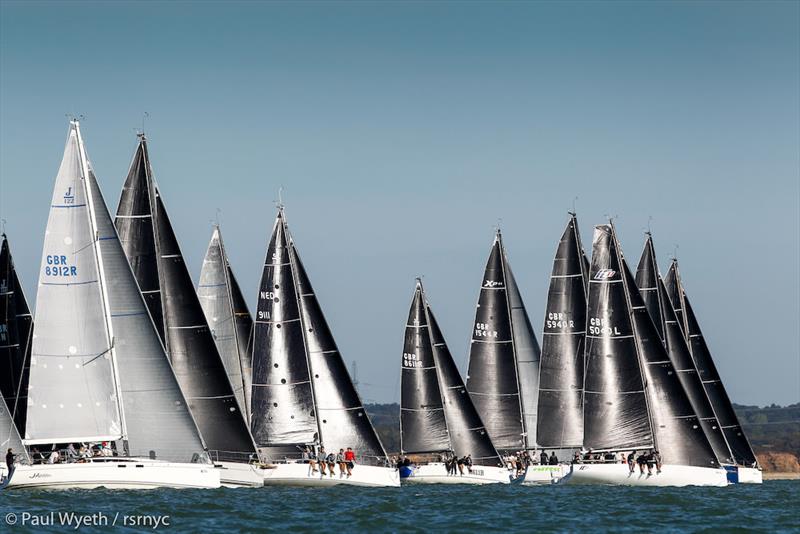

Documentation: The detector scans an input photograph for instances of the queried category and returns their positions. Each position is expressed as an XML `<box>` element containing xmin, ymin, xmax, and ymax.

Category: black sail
<box><xmin>114</xmin><ymin>139</ymin><xmax>165</xmax><ymax>344</ymax></box>
<box><xmin>536</xmin><ymin>214</ymin><xmax>588</xmax><ymax>449</ymax></box>
<box><xmin>664</xmin><ymin>261</ymin><xmax>758</xmax><ymax>467</ymax></box>
<box><xmin>400</xmin><ymin>282</ymin><xmax>450</xmax><ymax>454</ymax></box>
<box><xmin>251</xmin><ymin>211</ymin><xmax>318</xmax><ymax>447</ymax></box>
<box><xmin>425</xmin><ymin>286</ymin><xmax>503</xmax><ymax>466</ymax></box>
<box><xmin>115</xmin><ymin>136</ymin><xmax>256</xmax><ymax>459</ymax></box>
<box><xmin>584</xmin><ymin>225</ymin><xmax>653</xmax><ymax>451</ymax></box>
<box><xmin>636</xmin><ymin>236</ymin><xmax>733</xmax><ymax>464</ymax></box>
<box><xmin>466</xmin><ymin>232</ymin><xmax>525</xmax><ymax>451</ymax></box>
<box><xmin>291</xmin><ymin>242</ymin><xmax>388</xmax><ymax>461</ymax></box>
<box><xmin>620</xmin><ymin>253</ymin><xmax>718</xmax><ymax>468</ymax></box>
<box><xmin>0</xmin><ymin>234</ymin><xmax>33</xmax><ymax>434</ymax></box>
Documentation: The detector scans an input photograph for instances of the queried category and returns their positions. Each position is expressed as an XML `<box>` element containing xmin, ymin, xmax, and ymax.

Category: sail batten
<box><xmin>536</xmin><ymin>214</ymin><xmax>589</xmax><ymax>449</ymax></box>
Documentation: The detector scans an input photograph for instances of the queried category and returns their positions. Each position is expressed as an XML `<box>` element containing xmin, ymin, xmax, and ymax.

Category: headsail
<box><xmin>0</xmin><ymin>234</ymin><xmax>33</xmax><ymax>435</ymax></box>
<box><xmin>1</xmin><ymin>396</ymin><xmax>26</xmax><ymax>462</ymax></box>
<box><xmin>536</xmin><ymin>213</ymin><xmax>589</xmax><ymax>449</ymax></box>
<box><xmin>115</xmin><ymin>135</ymin><xmax>256</xmax><ymax>460</ymax></box>
<box><xmin>400</xmin><ymin>281</ymin><xmax>450</xmax><ymax>454</ymax></box>
<box><xmin>198</xmin><ymin>226</ymin><xmax>253</xmax><ymax>421</ymax></box>
<box><xmin>251</xmin><ymin>210</ymin><xmax>317</xmax><ymax>447</ymax></box>
<box><xmin>466</xmin><ymin>231</ymin><xmax>538</xmax><ymax>451</ymax></box>
<box><xmin>424</xmin><ymin>283</ymin><xmax>503</xmax><ymax>466</ymax></box>
<box><xmin>292</xmin><ymin>242</ymin><xmax>388</xmax><ymax>460</ymax></box>
<box><xmin>636</xmin><ymin>235</ymin><xmax>733</xmax><ymax>464</ymax></box>
<box><xmin>583</xmin><ymin>225</ymin><xmax>653</xmax><ymax>451</ymax></box>
<box><xmin>664</xmin><ymin>260</ymin><xmax>758</xmax><ymax>467</ymax></box>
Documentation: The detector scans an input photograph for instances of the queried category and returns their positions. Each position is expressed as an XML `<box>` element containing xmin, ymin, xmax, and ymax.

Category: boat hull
<box><xmin>2</xmin><ymin>460</ymin><xmax>220</xmax><ymax>490</ymax></box>
<box><xmin>261</xmin><ymin>462</ymin><xmax>400</xmax><ymax>487</ymax></box>
<box><xmin>561</xmin><ymin>463</ymin><xmax>729</xmax><ymax>487</ymax></box>
<box><xmin>522</xmin><ymin>464</ymin><xmax>571</xmax><ymax>485</ymax></box>
<box><xmin>216</xmin><ymin>461</ymin><xmax>267</xmax><ymax>487</ymax></box>
<box><xmin>737</xmin><ymin>467</ymin><xmax>763</xmax><ymax>484</ymax></box>
<box><xmin>400</xmin><ymin>462</ymin><xmax>512</xmax><ymax>485</ymax></box>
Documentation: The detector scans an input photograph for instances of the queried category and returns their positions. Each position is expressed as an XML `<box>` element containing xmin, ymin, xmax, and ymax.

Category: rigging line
<box><xmin>82</xmin><ymin>342</ymin><xmax>114</xmax><ymax>367</ymax></box>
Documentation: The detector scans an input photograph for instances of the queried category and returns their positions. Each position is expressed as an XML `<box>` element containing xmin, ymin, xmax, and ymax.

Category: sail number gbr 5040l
<box><xmin>44</xmin><ymin>254</ymin><xmax>77</xmax><ymax>277</ymax></box>
<box><xmin>588</xmin><ymin>317</ymin><xmax>621</xmax><ymax>336</ymax></box>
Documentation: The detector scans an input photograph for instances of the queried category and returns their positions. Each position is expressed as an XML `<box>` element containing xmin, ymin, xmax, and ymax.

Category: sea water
<box><xmin>1</xmin><ymin>480</ymin><xmax>797</xmax><ymax>533</ymax></box>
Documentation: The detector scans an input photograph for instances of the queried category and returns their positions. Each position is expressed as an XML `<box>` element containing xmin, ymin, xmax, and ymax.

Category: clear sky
<box><xmin>1</xmin><ymin>1</ymin><xmax>798</xmax><ymax>406</ymax></box>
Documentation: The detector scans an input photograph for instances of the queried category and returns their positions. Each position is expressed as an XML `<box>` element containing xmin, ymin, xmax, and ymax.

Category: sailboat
<box><xmin>7</xmin><ymin>121</ymin><xmax>219</xmax><ymax>489</ymax></box>
<box><xmin>1</xmin><ymin>233</ymin><xmax>33</xmax><ymax>437</ymax></box>
<box><xmin>534</xmin><ymin>213</ymin><xmax>589</xmax><ymax>481</ymax></box>
<box><xmin>114</xmin><ymin>134</ymin><xmax>264</xmax><ymax>487</ymax></box>
<box><xmin>197</xmin><ymin>225</ymin><xmax>253</xmax><ymax>422</ymax></box>
<box><xmin>563</xmin><ymin>223</ymin><xmax>727</xmax><ymax>486</ymax></box>
<box><xmin>251</xmin><ymin>208</ymin><xmax>399</xmax><ymax>487</ymax></box>
<box><xmin>399</xmin><ymin>279</ymin><xmax>516</xmax><ymax>484</ymax></box>
<box><xmin>465</xmin><ymin>230</ymin><xmax>560</xmax><ymax>484</ymax></box>
<box><xmin>664</xmin><ymin>259</ymin><xmax>762</xmax><ymax>484</ymax></box>
<box><xmin>636</xmin><ymin>233</ymin><xmax>739</xmax><ymax>481</ymax></box>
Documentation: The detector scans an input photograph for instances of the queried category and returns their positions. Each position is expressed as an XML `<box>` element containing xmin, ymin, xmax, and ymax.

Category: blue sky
<box><xmin>1</xmin><ymin>1</ymin><xmax>798</xmax><ymax>405</ymax></box>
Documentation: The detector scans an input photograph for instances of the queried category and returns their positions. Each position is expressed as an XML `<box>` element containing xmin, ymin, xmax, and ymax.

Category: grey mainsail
<box><xmin>115</xmin><ymin>135</ymin><xmax>257</xmax><ymax>460</ymax></box>
<box><xmin>251</xmin><ymin>211</ymin><xmax>317</xmax><ymax>447</ymax></box>
<box><xmin>636</xmin><ymin>234</ymin><xmax>733</xmax><ymax>465</ymax></box>
<box><xmin>198</xmin><ymin>226</ymin><xmax>253</xmax><ymax>421</ymax></box>
<box><xmin>664</xmin><ymin>260</ymin><xmax>758</xmax><ymax>467</ymax></box>
<box><xmin>27</xmin><ymin>122</ymin><xmax>207</xmax><ymax>462</ymax></box>
<box><xmin>0</xmin><ymin>234</ymin><xmax>32</xmax><ymax>435</ymax></box>
<box><xmin>536</xmin><ymin>213</ymin><xmax>589</xmax><ymax>449</ymax></box>
<box><xmin>466</xmin><ymin>230</ymin><xmax>539</xmax><ymax>451</ymax></box>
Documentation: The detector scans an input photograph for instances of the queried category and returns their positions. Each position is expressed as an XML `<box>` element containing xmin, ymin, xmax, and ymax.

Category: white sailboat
<box><xmin>252</xmin><ymin>209</ymin><xmax>399</xmax><ymax>487</ymax></box>
<box><xmin>5</xmin><ymin>121</ymin><xmax>219</xmax><ymax>490</ymax></box>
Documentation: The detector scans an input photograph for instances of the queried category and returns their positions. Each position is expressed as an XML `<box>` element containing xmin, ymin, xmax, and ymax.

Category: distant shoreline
<box><xmin>763</xmin><ymin>473</ymin><xmax>800</xmax><ymax>480</ymax></box>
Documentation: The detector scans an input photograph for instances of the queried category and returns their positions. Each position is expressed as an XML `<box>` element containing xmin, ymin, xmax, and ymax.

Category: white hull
<box><xmin>215</xmin><ymin>461</ymin><xmax>267</xmax><ymax>487</ymax></box>
<box><xmin>522</xmin><ymin>464</ymin><xmax>571</xmax><ymax>485</ymax></box>
<box><xmin>2</xmin><ymin>460</ymin><xmax>220</xmax><ymax>490</ymax></box>
<box><xmin>562</xmin><ymin>463</ymin><xmax>729</xmax><ymax>487</ymax></box>
<box><xmin>262</xmin><ymin>462</ymin><xmax>400</xmax><ymax>487</ymax></box>
<box><xmin>401</xmin><ymin>463</ymin><xmax>512</xmax><ymax>485</ymax></box>
<box><xmin>737</xmin><ymin>467</ymin><xmax>763</xmax><ymax>484</ymax></box>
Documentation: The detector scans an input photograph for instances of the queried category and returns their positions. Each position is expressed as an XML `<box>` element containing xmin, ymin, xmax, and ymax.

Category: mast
<box><xmin>664</xmin><ymin>260</ymin><xmax>758</xmax><ymax>467</ymax></box>
<box><xmin>465</xmin><ymin>231</ymin><xmax>526</xmax><ymax>452</ymax></box>
<box><xmin>290</xmin><ymin>234</ymin><xmax>388</xmax><ymax>460</ymax></box>
<box><xmin>636</xmin><ymin>235</ymin><xmax>734</xmax><ymax>465</ymax></box>
<box><xmin>400</xmin><ymin>280</ymin><xmax>451</xmax><ymax>455</ymax></box>
<box><xmin>0</xmin><ymin>234</ymin><xmax>33</xmax><ymax>435</ymax></box>
<box><xmin>76</xmin><ymin>122</ymin><xmax>128</xmax><ymax>446</ymax></box>
<box><xmin>536</xmin><ymin>213</ymin><xmax>589</xmax><ymax>450</ymax></box>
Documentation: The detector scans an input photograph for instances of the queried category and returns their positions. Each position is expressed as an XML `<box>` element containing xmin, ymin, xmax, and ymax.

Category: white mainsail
<box><xmin>26</xmin><ymin>122</ymin><xmax>208</xmax><ymax>463</ymax></box>
<box><xmin>197</xmin><ymin>226</ymin><xmax>250</xmax><ymax>420</ymax></box>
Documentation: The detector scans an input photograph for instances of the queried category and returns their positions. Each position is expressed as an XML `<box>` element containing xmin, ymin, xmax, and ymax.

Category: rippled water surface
<box><xmin>1</xmin><ymin>480</ymin><xmax>797</xmax><ymax>533</ymax></box>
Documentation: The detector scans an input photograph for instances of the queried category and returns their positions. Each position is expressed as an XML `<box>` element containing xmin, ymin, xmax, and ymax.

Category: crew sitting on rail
<box><xmin>344</xmin><ymin>447</ymin><xmax>356</xmax><ymax>477</ymax></box>
<box><xmin>316</xmin><ymin>447</ymin><xmax>328</xmax><ymax>475</ymax></box>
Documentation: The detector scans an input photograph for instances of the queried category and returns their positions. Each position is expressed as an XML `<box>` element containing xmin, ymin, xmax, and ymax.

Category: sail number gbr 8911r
<box><xmin>44</xmin><ymin>254</ymin><xmax>77</xmax><ymax>277</ymax></box>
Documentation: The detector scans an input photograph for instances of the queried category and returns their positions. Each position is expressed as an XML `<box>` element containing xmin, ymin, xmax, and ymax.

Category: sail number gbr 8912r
<box><xmin>44</xmin><ymin>254</ymin><xmax>77</xmax><ymax>277</ymax></box>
